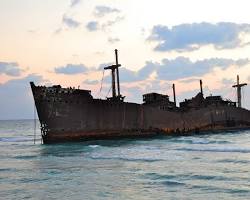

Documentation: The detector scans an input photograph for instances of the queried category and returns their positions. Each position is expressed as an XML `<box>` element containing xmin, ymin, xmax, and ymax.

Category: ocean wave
<box><xmin>190</xmin><ymin>138</ymin><xmax>210</xmax><ymax>144</ymax></box>
<box><xmin>89</xmin><ymin>146</ymin><xmax>170</xmax><ymax>162</ymax></box>
<box><xmin>175</xmin><ymin>137</ymin><xmax>231</xmax><ymax>145</ymax></box>
<box><xmin>90</xmin><ymin>155</ymin><xmax>164</xmax><ymax>162</ymax></box>
<box><xmin>14</xmin><ymin>155</ymin><xmax>38</xmax><ymax>159</ymax></box>
<box><xmin>143</xmin><ymin>172</ymin><xmax>178</xmax><ymax>180</ymax></box>
<box><xmin>88</xmin><ymin>145</ymin><xmax>100</xmax><ymax>148</ymax></box>
<box><xmin>143</xmin><ymin>172</ymin><xmax>230</xmax><ymax>183</ymax></box>
<box><xmin>89</xmin><ymin>150</ymin><xmax>164</xmax><ymax>162</ymax></box>
<box><xmin>190</xmin><ymin>184</ymin><xmax>250</xmax><ymax>194</ymax></box>
<box><xmin>189</xmin><ymin>174</ymin><xmax>229</xmax><ymax>181</ymax></box>
<box><xmin>160</xmin><ymin>180</ymin><xmax>186</xmax><ymax>186</ymax></box>
<box><xmin>177</xmin><ymin>146</ymin><xmax>250</xmax><ymax>153</ymax></box>
<box><xmin>216</xmin><ymin>159</ymin><xmax>250</xmax><ymax>164</ymax></box>
<box><xmin>0</xmin><ymin>137</ymin><xmax>33</xmax><ymax>142</ymax></box>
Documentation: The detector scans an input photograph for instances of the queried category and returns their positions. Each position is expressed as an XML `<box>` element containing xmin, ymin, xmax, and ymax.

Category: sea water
<box><xmin>0</xmin><ymin>120</ymin><xmax>250</xmax><ymax>200</ymax></box>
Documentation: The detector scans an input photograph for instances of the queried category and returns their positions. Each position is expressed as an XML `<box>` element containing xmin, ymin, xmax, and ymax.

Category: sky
<box><xmin>0</xmin><ymin>0</ymin><xmax>250</xmax><ymax>119</ymax></box>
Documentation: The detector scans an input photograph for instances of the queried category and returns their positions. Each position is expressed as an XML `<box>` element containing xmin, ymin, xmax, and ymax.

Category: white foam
<box><xmin>88</xmin><ymin>145</ymin><xmax>100</xmax><ymax>148</ymax></box>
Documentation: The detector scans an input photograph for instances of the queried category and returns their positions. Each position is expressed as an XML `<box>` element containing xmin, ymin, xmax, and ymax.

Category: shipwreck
<box><xmin>30</xmin><ymin>50</ymin><xmax>250</xmax><ymax>144</ymax></box>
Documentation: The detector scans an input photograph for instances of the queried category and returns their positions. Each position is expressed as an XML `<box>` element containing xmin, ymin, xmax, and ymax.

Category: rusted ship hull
<box><xmin>30</xmin><ymin>82</ymin><xmax>250</xmax><ymax>144</ymax></box>
<box><xmin>42</xmin><ymin>130</ymin><xmax>163</xmax><ymax>144</ymax></box>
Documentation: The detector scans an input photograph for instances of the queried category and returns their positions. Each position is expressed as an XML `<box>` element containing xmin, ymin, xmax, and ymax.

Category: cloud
<box><xmin>102</xmin><ymin>16</ymin><xmax>124</xmax><ymax>30</ymax></box>
<box><xmin>108</xmin><ymin>37</ymin><xmax>120</xmax><ymax>44</ymax></box>
<box><xmin>70</xmin><ymin>0</ymin><xmax>81</xmax><ymax>7</ymax></box>
<box><xmin>103</xmin><ymin>61</ymin><xmax>157</xmax><ymax>83</ymax></box>
<box><xmin>86</xmin><ymin>21</ymin><xmax>99</xmax><ymax>31</ymax></box>
<box><xmin>176</xmin><ymin>89</ymin><xmax>201</xmax><ymax>104</ymax></box>
<box><xmin>156</xmin><ymin>57</ymin><xmax>249</xmax><ymax>80</ymax></box>
<box><xmin>222</xmin><ymin>78</ymin><xmax>234</xmax><ymax>85</ymax></box>
<box><xmin>83</xmin><ymin>79</ymin><xmax>99</xmax><ymax>85</ymax></box>
<box><xmin>137</xmin><ymin>61</ymin><xmax>159</xmax><ymax>80</ymax></box>
<box><xmin>179</xmin><ymin>78</ymin><xmax>199</xmax><ymax>83</ymax></box>
<box><xmin>235</xmin><ymin>58</ymin><xmax>250</xmax><ymax>66</ymax></box>
<box><xmin>148</xmin><ymin>22</ymin><xmax>250</xmax><ymax>52</ymax></box>
<box><xmin>86</xmin><ymin>16</ymin><xmax>124</xmax><ymax>32</ymax></box>
<box><xmin>86</xmin><ymin>5</ymin><xmax>123</xmax><ymax>32</ymax></box>
<box><xmin>0</xmin><ymin>62</ymin><xmax>22</xmax><ymax>76</ymax></box>
<box><xmin>122</xmin><ymin>86</ymin><xmax>144</xmax><ymax>103</ymax></box>
<box><xmin>103</xmin><ymin>66</ymin><xmax>137</xmax><ymax>83</ymax></box>
<box><xmin>98</xmin><ymin>62</ymin><xmax>113</xmax><ymax>70</ymax></box>
<box><xmin>53</xmin><ymin>0</ymin><xmax>81</xmax><ymax>34</ymax></box>
<box><xmin>62</xmin><ymin>15</ymin><xmax>80</xmax><ymax>28</ymax></box>
<box><xmin>0</xmin><ymin>74</ymin><xmax>48</xmax><ymax>120</ymax></box>
<box><xmin>54</xmin><ymin>28</ymin><xmax>62</xmax><ymax>34</ymax></box>
<box><xmin>103</xmin><ymin>57</ymin><xmax>249</xmax><ymax>83</ymax></box>
<box><xmin>54</xmin><ymin>64</ymin><xmax>88</xmax><ymax>75</ymax></box>
<box><xmin>118</xmin><ymin>68</ymin><xmax>138</xmax><ymax>82</ymax></box>
<box><xmin>94</xmin><ymin>5</ymin><xmax>120</xmax><ymax>17</ymax></box>
<box><xmin>99</xmin><ymin>63</ymin><xmax>138</xmax><ymax>83</ymax></box>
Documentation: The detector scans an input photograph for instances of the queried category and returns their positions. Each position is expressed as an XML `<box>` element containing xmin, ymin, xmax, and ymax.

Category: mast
<box><xmin>232</xmin><ymin>75</ymin><xmax>247</xmax><ymax>108</ymax></box>
<box><xmin>111</xmin><ymin>67</ymin><xmax>116</xmax><ymax>98</ymax></box>
<box><xmin>172</xmin><ymin>83</ymin><xmax>176</xmax><ymax>107</ymax></box>
<box><xmin>104</xmin><ymin>49</ymin><xmax>122</xmax><ymax>100</ymax></box>
<box><xmin>115</xmin><ymin>49</ymin><xmax>121</xmax><ymax>97</ymax></box>
<box><xmin>200</xmin><ymin>79</ymin><xmax>203</xmax><ymax>96</ymax></box>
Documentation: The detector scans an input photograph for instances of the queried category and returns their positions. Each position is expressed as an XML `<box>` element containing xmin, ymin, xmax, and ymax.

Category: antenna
<box><xmin>232</xmin><ymin>75</ymin><xmax>247</xmax><ymax>108</ymax></box>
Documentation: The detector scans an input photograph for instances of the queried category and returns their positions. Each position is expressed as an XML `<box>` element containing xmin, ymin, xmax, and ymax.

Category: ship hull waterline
<box><xmin>41</xmin><ymin>125</ymin><xmax>250</xmax><ymax>144</ymax></box>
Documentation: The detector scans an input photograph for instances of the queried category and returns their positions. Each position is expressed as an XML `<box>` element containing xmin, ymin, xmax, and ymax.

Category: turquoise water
<box><xmin>1</xmin><ymin>120</ymin><xmax>250</xmax><ymax>199</ymax></box>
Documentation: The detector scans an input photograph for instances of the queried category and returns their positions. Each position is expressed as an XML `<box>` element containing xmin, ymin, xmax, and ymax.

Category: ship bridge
<box><xmin>143</xmin><ymin>92</ymin><xmax>176</xmax><ymax>110</ymax></box>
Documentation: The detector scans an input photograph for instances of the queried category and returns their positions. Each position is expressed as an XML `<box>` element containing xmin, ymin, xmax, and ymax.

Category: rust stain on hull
<box><xmin>42</xmin><ymin>124</ymin><xmax>250</xmax><ymax>144</ymax></box>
